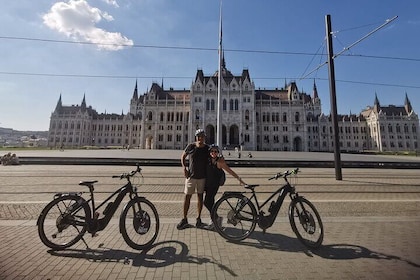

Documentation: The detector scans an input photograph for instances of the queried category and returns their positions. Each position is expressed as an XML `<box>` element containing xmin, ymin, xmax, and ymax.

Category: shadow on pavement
<box><xmin>225</xmin><ymin>231</ymin><xmax>309</xmax><ymax>253</ymax></box>
<box><xmin>48</xmin><ymin>240</ymin><xmax>237</xmax><ymax>276</ymax></box>
<box><xmin>313</xmin><ymin>243</ymin><xmax>420</xmax><ymax>268</ymax></box>
<box><xmin>342</xmin><ymin>179</ymin><xmax>420</xmax><ymax>187</ymax></box>
<box><xmin>226</xmin><ymin>231</ymin><xmax>420</xmax><ymax>269</ymax></box>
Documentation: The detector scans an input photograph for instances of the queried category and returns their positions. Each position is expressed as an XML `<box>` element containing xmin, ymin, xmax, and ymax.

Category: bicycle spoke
<box><xmin>212</xmin><ymin>194</ymin><xmax>257</xmax><ymax>241</ymax></box>
<box><xmin>289</xmin><ymin>197</ymin><xmax>323</xmax><ymax>248</ymax></box>
<box><xmin>120</xmin><ymin>198</ymin><xmax>159</xmax><ymax>250</ymax></box>
<box><xmin>38</xmin><ymin>195</ymin><xmax>88</xmax><ymax>250</ymax></box>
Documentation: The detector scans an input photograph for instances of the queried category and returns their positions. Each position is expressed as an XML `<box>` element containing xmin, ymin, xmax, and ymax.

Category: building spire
<box><xmin>132</xmin><ymin>80</ymin><xmax>138</xmax><ymax>100</ymax></box>
<box><xmin>373</xmin><ymin>92</ymin><xmax>381</xmax><ymax>113</ymax></box>
<box><xmin>55</xmin><ymin>94</ymin><xmax>63</xmax><ymax>112</ymax></box>
<box><xmin>222</xmin><ymin>50</ymin><xmax>226</xmax><ymax>70</ymax></box>
<box><xmin>313</xmin><ymin>79</ymin><xmax>319</xmax><ymax>99</ymax></box>
<box><xmin>405</xmin><ymin>92</ymin><xmax>413</xmax><ymax>113</ymax></box>
<box><xmin>81</xmin><ymin>93</ymin><xmax>86</xmax><ymax>111</ymax></box>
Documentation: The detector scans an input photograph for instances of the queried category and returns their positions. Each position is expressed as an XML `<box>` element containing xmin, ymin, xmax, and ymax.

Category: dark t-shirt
<box><xmin>185</xmin><ymin>143</ymin><xmax>209</xmax><ymax>179</ymax></box>
<box><xmin>205</xmin><ymin>157</ymin><xmax>222</xmax><ymax>190</ymax></box>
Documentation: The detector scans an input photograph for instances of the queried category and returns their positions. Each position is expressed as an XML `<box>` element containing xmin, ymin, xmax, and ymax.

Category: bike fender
<box><xmin>222</xmin><ymin>191</ymin><xmax>244</xmax><ymax>196</ymax></box>
<box><xmin>53</xmin><ymin>192</ymin><xmax>82</xmax><ymax>199</ymax></box>
<box><xmin>287</xmin><ymin>196</ymin><xmax>305</xmax><ymax>216</ymax></box>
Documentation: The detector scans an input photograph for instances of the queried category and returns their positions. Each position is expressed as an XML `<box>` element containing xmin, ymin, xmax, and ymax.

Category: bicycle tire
<box><xmin>289</xmin><ymin>197</ymin><xmax>324</xmax><ymax>249</ymax></box>
<box><xmin>212</xmin><ymin>193</ymin><xmax>257</xmax><ymax>241</ymax></box>
<box><xmin>120</xmin><ymin>197</ymin><xmax>160</xmax><ymax>250</ymax></box>
<box><xmin>37</xmin><ymin>195</ymin><xmax>89</xmax><ymax>250</ymax></box>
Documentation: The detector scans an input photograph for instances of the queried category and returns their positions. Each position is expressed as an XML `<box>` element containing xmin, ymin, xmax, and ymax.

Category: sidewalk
<box><xmin>1</xmin><ymin>216</ymin><xmax>419</xmax><ymax>279</ymax></box>
<box><xmin>1</xmin><ymin>163</ymin><xmax>420</xmax><ymax>279</ymax></box>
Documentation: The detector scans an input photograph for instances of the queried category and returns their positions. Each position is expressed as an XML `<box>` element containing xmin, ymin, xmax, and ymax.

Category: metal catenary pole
<box><xmin>325</xmin><ymin>14</ymin><xmax>342</xmax><ymax>180</ymax></box>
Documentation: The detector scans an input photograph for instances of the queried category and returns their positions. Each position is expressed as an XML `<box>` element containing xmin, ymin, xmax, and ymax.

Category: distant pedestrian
<box><xmin>1</xmin><ymin>153</ymin><xmax>12</xmax><ymax>165</ymax></box>
<box><xmin>10</xmin><ymin>154</ymin><xmax>20</xmax><ymax>165</ymax></box>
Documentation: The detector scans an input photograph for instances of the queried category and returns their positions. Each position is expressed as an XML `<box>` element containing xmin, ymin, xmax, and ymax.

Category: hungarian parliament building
<box><xmin>48</xmin><ymin>60</ymin><xmax>419</xmax><ymax>152</ymax></box>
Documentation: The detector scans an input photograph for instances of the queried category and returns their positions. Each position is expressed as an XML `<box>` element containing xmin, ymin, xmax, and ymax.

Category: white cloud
<box><xmin>102</xmin><ymin>0</ymin><xmax>119</xmax><ymax>8</ymax></box>
<box><xmin>43</xmin><ymin>0</ymin><xmax>132</xmax><ymax>51</ymax></box>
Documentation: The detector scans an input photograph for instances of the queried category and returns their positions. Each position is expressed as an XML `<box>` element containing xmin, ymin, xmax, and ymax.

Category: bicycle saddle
<box><xmin>79</xmin><ymin>180</ymin><xmax>98</xmax><ymax>187</ymax></box>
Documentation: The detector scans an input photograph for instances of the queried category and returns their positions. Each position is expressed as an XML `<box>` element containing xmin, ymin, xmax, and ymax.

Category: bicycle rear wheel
<box><xmin>212</xmin><ymin>193</ymin><xmax>257</xmax><ymax>241</ymax></box>
<box><xmin>289</xmin><ymin>197</ymin><xmax>324</xmax><ymax>249</ymax></box>
<box><xmin>120</xmin><ymin>197</ymin><xmax>159</xmax><ymax>250</ymax></box>
<box><xmin>37</xmin><ymin>195</ymin><xmax>89</xmax><ymax>250</ymax></box>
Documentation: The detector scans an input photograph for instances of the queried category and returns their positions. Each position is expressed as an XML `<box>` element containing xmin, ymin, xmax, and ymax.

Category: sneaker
<box><xmin>204</xmin><ymin>222</ymin><xmax>215</xmax><ymax>231</ymax></box>
<box><xmin>196</xmin><ymin>218</ymin><xmax>205</xmax><ymax>228</ymax></box>
<box><xmin>177</xmin><ymin>218</ymin><xmax>188</xmax><ymax>230</ymax></box>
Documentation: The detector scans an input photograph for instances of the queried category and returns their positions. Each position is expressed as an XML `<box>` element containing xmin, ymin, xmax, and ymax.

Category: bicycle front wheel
<box><xmin>37</xmin><ymin>195</ymin><xmax>89</xmax><ymax>250</ymax></box>
<box><xmin>120</xmin><ymin>197</ymin><xmax>159</xmax><ymax>250</ymax></box>
<box><xmin>212</xmin><ymin>193</ymin><xmax>257</xmax><ymax>241</ymax></box>
<box><xmin>289</xmin><ymin>197</ymin><xmax>324</xmax><ymax>249</ymax></box>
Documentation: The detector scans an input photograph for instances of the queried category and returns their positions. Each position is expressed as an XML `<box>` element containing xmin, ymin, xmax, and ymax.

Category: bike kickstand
<box><xmin>81</xmin><ymin>236</ymin><xmax>90</xmax><ymax>250</ymax></box>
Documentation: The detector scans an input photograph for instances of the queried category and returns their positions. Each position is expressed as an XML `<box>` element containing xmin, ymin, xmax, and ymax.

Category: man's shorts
<box><xmin>184</xmin><ymin>177</ymin><xmax>206</xmax><ymax>195</ymax></box>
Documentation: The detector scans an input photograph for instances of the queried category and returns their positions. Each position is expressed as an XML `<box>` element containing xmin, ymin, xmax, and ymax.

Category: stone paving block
<box><xmin>1</xmin><ymin>165</ymin><xmax>420</xmax><ymax>279</ymax></box>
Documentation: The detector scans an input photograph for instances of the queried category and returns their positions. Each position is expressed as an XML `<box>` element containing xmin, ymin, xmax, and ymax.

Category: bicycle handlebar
<box><xmin>268</xmin><ymin>168</ymin><xmax>299</xmax><ymax>181</ymax></box>
<box><xmin>112</xmin><ymin>164</ymin><xmax>142</xmax><ymax>180</ymax></box>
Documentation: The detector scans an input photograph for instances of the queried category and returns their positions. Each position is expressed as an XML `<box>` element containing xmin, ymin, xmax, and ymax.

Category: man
<box><xmin>177</xmin><ymin>128</ymin><xmax>209</xmax><ymax>230</ymax></box>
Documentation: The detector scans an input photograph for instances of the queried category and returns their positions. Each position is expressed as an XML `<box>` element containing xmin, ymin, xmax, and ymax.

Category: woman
<box><xmin>204</xmin><ymin>145</ymin><xmax>247</xmax><ymax>230</ymax></box>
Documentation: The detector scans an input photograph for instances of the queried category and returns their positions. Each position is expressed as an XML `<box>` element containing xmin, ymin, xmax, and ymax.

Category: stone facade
<box><xmin>48</xmin><ymin>63</ymin><xmax>419</xmax><ymax>152</ymax></box>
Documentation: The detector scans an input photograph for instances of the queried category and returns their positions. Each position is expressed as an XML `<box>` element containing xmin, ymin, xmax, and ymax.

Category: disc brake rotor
<box><xmin>133</xmin><ymin>210</ymin><xmax>151</xmax><ymax>234</ymax></box>
<box><xmin>227</xmin><ymin>210</ymin><xmax>238</xmax><ymax>226</ymax></box>
<box><xmin>56</xmin><ymin>214</ymin><xmax>71</xmax><ymax>232</ymax></box>
<box><xmin>299</xmin><ymin>210</ymin><xmax>316</xmax><ymax>234</ymax></box>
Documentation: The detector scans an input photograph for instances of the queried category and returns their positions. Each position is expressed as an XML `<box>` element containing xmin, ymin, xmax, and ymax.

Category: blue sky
<box><xmin>1</xmin><ymin>0</ymin><xmax>419</xmax><ymax>131</ymax></box>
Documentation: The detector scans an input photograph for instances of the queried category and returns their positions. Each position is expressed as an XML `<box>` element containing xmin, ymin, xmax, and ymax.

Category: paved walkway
<box><xmin>5</xmin><ymin>148</ymin><xmax>420</xmax><ymax>162</ymax></box>
<box><xmin>0</xmin><ymin>158</ymin><xmax>420</xmax><ymax>279</ymax></box>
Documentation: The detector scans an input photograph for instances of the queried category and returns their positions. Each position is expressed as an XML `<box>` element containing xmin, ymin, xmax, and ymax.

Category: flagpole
<box><xmin>217</xmin><ymin>1</ymin><xmax>222</xmax><ymax>147</ymax></box>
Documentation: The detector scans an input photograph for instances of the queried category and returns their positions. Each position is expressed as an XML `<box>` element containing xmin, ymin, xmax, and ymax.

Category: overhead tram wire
<box><xmin>333</xmin><ymin>16</ymin><xmax>399</xmax><ymax>59</ymax></box>
<box><xmin>0</xmin><ymin>35</ymin><xmax>317</xmax><ymax>56</ymax></box>
<box><xmin>0</xmin><ymin>71</ymin><xmax>419</xmax><ymax>90</ymax></box>
<box><xmin>332</xmin><ymin>20</ymin><xmax>383</xmax><ymax>34</ymax></box>
<box><xmin>300</xmin><ymin>40</ymin><xmax>326</xmax><ymax>79</ymax></box>
<box><xmin>1</xmin><ymin>35</ymin><xmax>419</xmax><ymax>62</ymax></box>
<box><xmin>1</xmin><ymin>26</ymin><xmax>419</xmax><ymax>89</ymax></box>
<box><xmin>0</xmin><ymin>71</ymin><xmax>192</xmax><ymax>80</ymax></box>
<box><xmin>342</xmin><ymin>54</ymin><xmax>420</xmax><ymax>62</ymax></box>
<box><xmin>299</xmin><ymin>16</ymin><xmax>402</xmax><ymax>81</ymax></box>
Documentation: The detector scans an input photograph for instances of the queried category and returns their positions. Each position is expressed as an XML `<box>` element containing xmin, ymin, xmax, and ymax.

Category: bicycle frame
<box><xmin>255</xmin><ymin>183</ymin><xmax>295</xmax><ymax>229</ymax></box>
<box><xmin>212</xmin><ymin>168</ymin><xmax>323</xmax><ymax>248</ymax></box>
<box><xmin>86</xmin><ymin>181</ymin><xmax>138</xmax><ymax>233</ymax></box>
<box><xmin>38</xmin><ymin>164</ymin><xmax>161</xmax><ymax>251</ymax></box>
<box><xmin>56</xmin><ymin>178</ymin><xmax>139</xmax><ymax>235</ymax></box>
<box><xmin>223</xmin><ymin>174</ymin><xmax>298</xmax><ymax>230</ymax></box>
